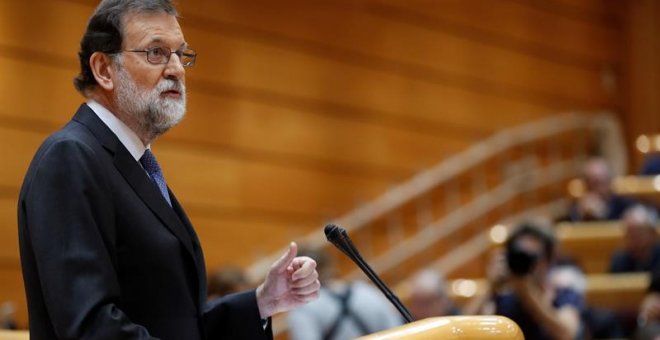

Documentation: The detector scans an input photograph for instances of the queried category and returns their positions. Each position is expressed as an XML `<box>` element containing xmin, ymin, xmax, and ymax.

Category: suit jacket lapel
<box><xmin>171</xmin><ymin>193</ymin><xmax>207</xmax><ymax>306</ymax></box>
<box><xmin>72</xmin><ymin>104</ymin><xmax>196</xmax><ymax>260</ymax></box>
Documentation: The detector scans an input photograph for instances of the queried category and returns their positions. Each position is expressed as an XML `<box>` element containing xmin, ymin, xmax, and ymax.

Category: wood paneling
<box><xmin>0</xmin><ymin>198</ymin><xmax>19</xmax><ymax>263</ymax></box>
<box><xmin>161</xmin><ymin>92</ymin><xmax>468</xmax><ymax>177</ymax></box>
<box><xmin>375</xmin><ymin>0</ymin><xmax>621</xmax><ymax>64</ymax></box>
<box><xmin>0</xmin><ymin>57</ymin><xmax>78</xmax><ymax>126</ymax></box>
<box><xmin>624</xmin><ymin>0</ymin><xmax>660</xmax><ymax>172</ymax></box>
<box><xmin>194</xmin><ymin>216</ymin><xmax>311</xmax><ymax>269</ymax></box>
<box><xmin>0</xmin><ymin>127</ymin><xmax>47</xmax><ymax>191</ymax></box>
<box><xmin>179</xmin><ymin>0</ymin><xmax>616</xmax><ymax>101</ymax></box>
<box><xmin>445</xmin><ymin>273</ymin><xmax>648</xmax><ymax>311</ymax></box>
<box><xmin>555</xmin><ymin>221</ymin><xmax>626</xmax><ymax>274</ymax></box>
<box><xmin>157</xmin><ymin>144</ymin><xmax>390</xmax><ymax>216</ymax></box>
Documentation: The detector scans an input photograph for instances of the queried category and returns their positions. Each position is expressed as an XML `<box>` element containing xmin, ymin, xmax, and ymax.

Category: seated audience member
<box><xmin>610</xmin><ymin>205</ymin><xmax>660</xmax><ymax>273</ymax></box>
<box><xmin>0</xmin><ymin>302</ymin><xmax>17</xmax><ymax>330</ymax></box>
<box><xmin>408</xmin><ymin>269</ymin><xmax>459</xmax><ymax>319</ymax></box>
<box><xmin>287</xmin><ymin>247</ymin><xmax>402</xmax><ymax>340</ymax></box>
<box><xmin>640</xmin><ymin>153</ymin><xmax>660</xmax><ymax>175</ymax></box>
<box><xmin>207</xmin><ymin>265</ymin><xmax>250</xmax><ymax>301</ymax></box>
<box><xmin>567</xmin><ymin>157</ymin><xmax>634</xmax><ymax>221</ymax></box>
<box><xmin>636</xmin><ymin>267</ymin><xmax>660</xmax><ymax>339</ymax></box>
<box><xmin>550</xmin><ymin>265</ymin><xmax>625</xmax><ymax>338</ymax></box>
<box><xmin>464</xmin><ymin>223</ymin><xmax>585</xmax><ymax>340</ymax></box>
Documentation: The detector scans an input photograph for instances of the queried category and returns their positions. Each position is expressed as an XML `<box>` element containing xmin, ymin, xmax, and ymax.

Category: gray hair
<box><xmin>624</xmin><ymin>204</ymin><xmax>658</xmax><ymax>230</ymax></box>
<box><xmin>73</xmin><ymin>0</ymin><xmax>178</xmax><ymax>94</ymax></box>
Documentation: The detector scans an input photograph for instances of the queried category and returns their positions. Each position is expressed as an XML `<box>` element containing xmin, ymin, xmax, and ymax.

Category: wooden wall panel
<box><xmin>0</xmin><ymin>0</ymin><xmax>86</xmax><ymax>59</ymax></box>
<box><xmin>189</xmin><ymin>0</ymin><xmax>619</xmax><ymax>62</ymax></box>
<box><xmin>0</xmin><ymin>58</ymin><xmax>79</xmax><ymax>125</ymax></box>
<box><xmin>624</xmin><ymin>0</ymin><xmax>660</xmax><ymax>171</ymax></box>
<box><xmin>182</xmin><ymin>19</ymin><xmax>599</xmax><ymax>117</ymax></box>
<box><xmin>165</xmin><ymin>92</ymin><xmax>470</xmax><ymax>177</ymax></box>
<box><xmin>525</xmin><ymin>0</ymin><xmax>622</xmax><ymax>22</ymax></box>
<box><xmin>0</xmin><ymin>198</ymin><xmax>19</xmax><ymax>263</ymax></box>
<box><xmin>374</xmin><ymin>0</ymin><xmax>621</xmax><ymax>63</ymax></box>
<box><xmin>178</xmin><ymin>0</ymin><xmax>615</xmax><ymax>107</ymax></box>
<box><xmin>0</xmin><ymin>127</ymin><xmax>48</xmax><ymax>192</ymax></box>
<box><xmin>194</xmin><ymin>217</ymin><xmax>311</xmax><ymax>269</ymax></box>
<box><xmin>157</xmin><ymin>144</ymin><xmax>390</xmax><ymax>216</ymax></box>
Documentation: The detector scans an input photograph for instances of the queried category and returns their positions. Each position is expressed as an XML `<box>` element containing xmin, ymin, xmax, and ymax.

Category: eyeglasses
<box><xmin>124</xmin><ymin>46</ymin><xmax>197</xmax><ymax>67</ymax></box>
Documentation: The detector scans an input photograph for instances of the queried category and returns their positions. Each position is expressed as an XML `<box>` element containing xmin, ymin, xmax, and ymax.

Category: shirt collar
<box><xmin>86</xmin><ymin>100</ymin><xmax>148</xmax><ymax>161</ymax></box>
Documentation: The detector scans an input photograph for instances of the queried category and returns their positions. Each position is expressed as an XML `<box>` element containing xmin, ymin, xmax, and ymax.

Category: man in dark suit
<box><xmin>17</xmin><ymin>1</ymin><xmax>320</xmax><ymax>339</ymax></box>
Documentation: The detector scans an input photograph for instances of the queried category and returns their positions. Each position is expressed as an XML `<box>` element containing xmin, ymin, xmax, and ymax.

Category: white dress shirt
<box><xmin>86</xmin><ymin>100</ymin><xmax>148</xmax><ymax>161</ymax></box>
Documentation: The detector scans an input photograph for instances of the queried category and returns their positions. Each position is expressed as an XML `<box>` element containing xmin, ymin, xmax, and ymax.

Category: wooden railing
<box><xmin>613</xmin><ymin>175</ymin><xmax>660</xmax><ymax>205</ymax></box>
<box><xmin>247</xmin><ymin>112</ymin><xmax>626</xmax><ymax>337</ymax></box>
<box><xmin>431</xmin><ymin>273</ymin><xmax>649</xmax><ymax>311</ymax></box>
<box><xmin>248</xmin><ymin>112</ymin><xmax>624</xmax><ymax>278</ymax></box>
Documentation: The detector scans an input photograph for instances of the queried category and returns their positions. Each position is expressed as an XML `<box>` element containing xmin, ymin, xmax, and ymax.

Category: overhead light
<box><xmin>489</xmin><ymin>224</ymin><xmax>508</xmax><ymax>244</ymax></box>
<box><xmin>637</xmin><ymin>135</ymin><xmax>650</xmax><ymax>153</ymax></box>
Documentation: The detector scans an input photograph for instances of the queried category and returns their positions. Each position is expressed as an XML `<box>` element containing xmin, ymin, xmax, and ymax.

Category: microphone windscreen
<box><xmin>324</xmin><ymin>224</ymin><xmax>343</xmax><ymax>241</ymax></box>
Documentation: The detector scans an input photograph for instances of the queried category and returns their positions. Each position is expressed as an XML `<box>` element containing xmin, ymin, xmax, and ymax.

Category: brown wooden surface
<box><xmin>357</xmin><ymin>316</ymin><xmax>524</xmax><ymax>340</ymax></box>
<box><xmin>0</xmin><ymin>330</ymin><xmax>29</xmax><ymax>340</ymax></box>
<box><xmin>613</xmin><ymin>175</ymin><xmax>660</xmax><ymax>206</ymax></box>
<box><xmin>623</xmin><ymin>0</ymin><xmax>660</xmax><ymax>172</ymax></box>
<box><xmin>442</xmin><ymin>273</ymin><xmax>649</xmax><ymax>311</ymax></box>
<box><xmin>555</xmin><ymin>221</ymin><xmax>626</xmax><ymax>273</ymax></box>
<box><xmin>585</xmin><ymin>272</ymin><xmax>649</xmax><ymax>310</ymax></box>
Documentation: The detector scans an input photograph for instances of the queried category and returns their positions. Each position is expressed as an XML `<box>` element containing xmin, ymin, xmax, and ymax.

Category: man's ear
<box><xmin>89</xmin><ymin>52</ymin><xmax>116</xmax><ymax>91</ymax></box>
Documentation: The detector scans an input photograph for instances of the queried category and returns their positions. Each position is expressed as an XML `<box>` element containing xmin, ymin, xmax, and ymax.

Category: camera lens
<box><xmin>506</xmin><ymin>244</ymin><xmax>539</xmax><ymax>276</ymax></box>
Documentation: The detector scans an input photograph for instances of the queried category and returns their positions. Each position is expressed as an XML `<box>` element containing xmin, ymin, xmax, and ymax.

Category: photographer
<box><xmin>464</xmin><ymin>224</ymin><xmax>584</xmax><ymax>340</ymax></box>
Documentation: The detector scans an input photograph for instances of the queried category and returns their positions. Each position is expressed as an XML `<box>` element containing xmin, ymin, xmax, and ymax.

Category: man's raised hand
<box><xmin>256</xmin><ymin>242</ymin><xmax>320</xmax><ymax>318</ymax></box>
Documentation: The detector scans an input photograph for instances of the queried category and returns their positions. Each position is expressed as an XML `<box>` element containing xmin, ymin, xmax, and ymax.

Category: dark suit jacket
<box><xmin>18</xmin><ymin>104</ymin><xmax>271</xmax><ymax>340</ymax></box>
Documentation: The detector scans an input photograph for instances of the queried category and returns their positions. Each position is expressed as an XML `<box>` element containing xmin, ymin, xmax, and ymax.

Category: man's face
<box><xmin>583</xmin><ymin>160</ymin><xmax>612</xmax><ymax>198</ymax></box>
<box><xmin>113</xmin><ymin>11</ymin><xmax>187</xmax><ymax>139</ymax></box>
<box><xmin>624</xmin><ymin>221</ymin><xmax>655</xmax><ymax>258</ymax></box>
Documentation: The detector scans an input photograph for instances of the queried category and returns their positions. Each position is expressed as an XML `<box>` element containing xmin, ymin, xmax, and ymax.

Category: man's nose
<box><xmin>164</xmin><ymin>53</ymin><xmax>185</xmax><ymax>80</ymax></box>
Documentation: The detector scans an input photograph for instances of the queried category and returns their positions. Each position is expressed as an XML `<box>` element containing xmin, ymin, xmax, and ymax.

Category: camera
<box><xmin>506</xmin><ymin>243</ymin><xmax>539</xmax><ymax>276</ymax></box>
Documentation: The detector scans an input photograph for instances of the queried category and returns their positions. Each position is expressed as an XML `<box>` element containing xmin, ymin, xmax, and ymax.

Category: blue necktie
<box><xmin>140</xmin><ymin>149</ymin><xmax>172</xmax><ymax>206</ymax></box>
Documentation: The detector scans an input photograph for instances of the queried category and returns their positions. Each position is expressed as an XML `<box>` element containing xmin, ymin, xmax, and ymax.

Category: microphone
<box><xmin>324</xmin><ymin>224</ymin><xmax>414</xmax><ymax>323</ymax></box>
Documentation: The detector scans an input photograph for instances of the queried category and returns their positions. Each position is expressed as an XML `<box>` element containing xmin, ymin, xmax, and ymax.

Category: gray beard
<box><xmin>114</xmin><ymin>66</ymin><xmax>186</xmax><ymax>141</ymax></box>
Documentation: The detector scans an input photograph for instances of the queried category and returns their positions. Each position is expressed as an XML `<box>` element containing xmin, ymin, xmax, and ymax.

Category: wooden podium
<box><xmin>0</xmin><ymin>317</ymin><xmax>523</xmax><ymax>339</ymax></box>
<box><xmin>357</xmin><ymin>316</ymin><xmax>524</xmax><ymax>339</ymax></box>
<box><xmin>0</xmin><ymin>330</ymin><xmax>28</xmax><ymax>340</ymax></box>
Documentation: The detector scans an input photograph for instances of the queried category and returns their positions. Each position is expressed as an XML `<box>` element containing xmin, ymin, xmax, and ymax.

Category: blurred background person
<box><xmin>636</xmin><ymin>267</ymin><xmax>660</xmax><ymax>339</ymax></box>
<box><xmin>408</xmin><ymin>269</ymin><xmax>459</xmax><ymax>319</ymax></box>
<box><xmin>549</xmin><ymin>265</ymin><xmax>625</xmax><ymax>339</ymax></box>
<box><xmin>207</xmin><ymin>265</ymin><xmax>251</xmax><ymax>301</ymax></box>
<box><xmin>639</xmin><ymin>150</ymin><xmax>660</xmax><ymax>176</ymax></box>
<box><xmin>566</xmin><ymin>157</ymin><xmax>634</xmax><ymax>222</ymax></box>
<box><xmin>287</xmin><ymin>247</ymin><xmax>402</xmax><ymax>340</ymax></box>
<box><xmin>610</xmin><ymin>204</ymin><xmax>660</xmax><ymax>273</ymax></box>
<box><xmin>464</xmin><ymin>223</ymin><xmax>585</xmax><ymax>340</ymax></box>
<box><xmin>0</xmin><ymin>302</ymin><xmax>17</xmax><ymax>330</ymax></box>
